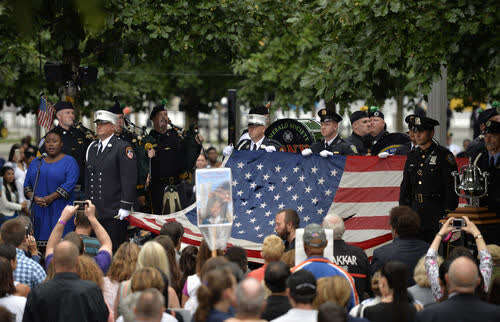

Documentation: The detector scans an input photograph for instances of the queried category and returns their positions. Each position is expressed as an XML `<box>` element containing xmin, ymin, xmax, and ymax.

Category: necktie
<box><xmin>251</xmin><ymin>144</ymin><xmax>255</xmax><ymax>151</ymax></box>
<box><xmin>97</xmin><ymin>142</ymin><xmax>102</xmax><ymax>156</ymax></box>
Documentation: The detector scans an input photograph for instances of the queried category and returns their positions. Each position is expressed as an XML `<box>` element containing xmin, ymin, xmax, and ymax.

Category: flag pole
<box><xmin>36</xmin><ymin>33</ymin><xmax>42</xmax><ymax>143</ymax></box>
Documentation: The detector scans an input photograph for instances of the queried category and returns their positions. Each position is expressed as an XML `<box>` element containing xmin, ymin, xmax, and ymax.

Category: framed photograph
<box><xmin>196</xmin><ymin>168</ymin><xmax>233</xmax><ymax>227</ymax></box>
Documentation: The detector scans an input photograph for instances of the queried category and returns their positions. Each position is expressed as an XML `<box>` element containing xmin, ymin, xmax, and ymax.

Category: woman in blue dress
<box><xmin>24</xmin><ymin>129</ymin><xmax>79</xmax><ymax>240</ymax></box>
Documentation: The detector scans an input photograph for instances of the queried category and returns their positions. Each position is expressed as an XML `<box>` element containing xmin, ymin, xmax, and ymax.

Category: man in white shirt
<box><xmin>271</xmin><ymin>269</ymin><xmax>318</xmax><ymax>322</ymax></box>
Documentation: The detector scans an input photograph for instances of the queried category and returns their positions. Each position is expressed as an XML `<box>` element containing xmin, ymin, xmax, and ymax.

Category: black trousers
<box><xmin>98</xmin><ymin>217</ymin><xmax>128</xmax><ymax>253</ymax></box>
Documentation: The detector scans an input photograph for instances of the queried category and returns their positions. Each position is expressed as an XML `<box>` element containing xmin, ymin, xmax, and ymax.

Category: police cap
<box><xmin>54</xmin><ymin>101</ymin><xmax>74</xmax><ymax>113</ymax></box>
<box><xmin>485</xmin><ymin>120</ymin><xmax>500</xmax><ymax>134</ymax></box>
<box><xmin>318</xmin><ymin>108</ymin><xmax>342</xmax><ymax>123</ymax></box>
<box><xmin>150</xmin><ymin>105</ymin><xmax>166</xmax><ymax>120</ymax></box>
<box><xmin>478</xmin><ymin>108</ymin><xmax>498</xmax><ymax>125</ymax></box>
<box><xmin>248</xmin><ymin>106</ymin><xmax>269</xmax><ymax>126</ymax></box>
<box><xmin>414</xmin><ymin>116</ymin><xmax>439</xmax><ymax>131</ymax></box>
<box><xmin>369</xmin><ymin>110</ymin><xmax>384</xmax><ymax>119</ymax></box>
<box><xmin>349</xmin><ymin>111</ymin><xmax>369</xmax><ymax>124</ymax></box>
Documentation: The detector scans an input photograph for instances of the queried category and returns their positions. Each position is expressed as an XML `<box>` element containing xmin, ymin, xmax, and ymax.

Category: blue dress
<box><xmin>24</xmin><ymin>155</ymin><xmax>79</xmax><ymax>240</ymax></box>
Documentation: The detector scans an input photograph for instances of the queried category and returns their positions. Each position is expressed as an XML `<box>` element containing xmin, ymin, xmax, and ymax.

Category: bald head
<box><xmin>322</xmin><ymin>213</ymin><xmax>345</xmax><ymax>240</ymax></box>
<box><xmin>446</xmin><ymin>256</ymin><xmax>480</xmax><ymax>294</ymax></box>
<box><xmin>236</xmin><ymin>278</ymin><xmax>266</xmax><ymax>317</ymax></box>
<box><xmin>54</xmin><ymin>241</ymin><xmax>79</xmax><ymax>272</ymax></box>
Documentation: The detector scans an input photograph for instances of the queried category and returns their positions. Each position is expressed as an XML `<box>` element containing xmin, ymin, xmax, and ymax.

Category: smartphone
<box><xmin>452</xmin><ymin>218</ymin><xmax>465</xmax><ymax>228</ymax></box>
<box><xmin>73</xmin><ymin>201</ymin><xmax>88</xmax><ymax>211</ymax></box>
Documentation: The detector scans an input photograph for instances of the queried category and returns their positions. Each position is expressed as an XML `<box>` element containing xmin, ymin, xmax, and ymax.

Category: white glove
<box><xmin>301</xmin><ymin>148</ymin><xmax>313</xmax><ymax>156</ymax></box>
<box><xmin>378</xmin><ymin>152</ymin><xmax>389</xmax><ymax>159</ymax></box>
<box><xmin>319</xmin><ymin>150</ymin><xmax>334</xmax><ymax>158</ymax></box>
<box><xmin>223</xmin><ymin>145</ymin><xmax>234</xmax><ymax>157</ymax></box>
<box><xmin>264</xmin><ymin>145</ymin><xmax>276</xmax><ymax>153</ymax></box>
<box><xmin>117</xmin><ymin>209</ymin><xmax>130</xmax><ymax>220</ymax></box>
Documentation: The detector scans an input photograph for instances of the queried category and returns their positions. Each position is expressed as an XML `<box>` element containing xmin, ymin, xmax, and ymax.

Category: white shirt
<box><xmin>98</xmin><ymin>134</ymin><xmax>114</xmax><ymax>153</ymax></box>
<box><xmin>325</xmin><ymin>134</ymin><xmax>339</xmax><ymax>146</ymax></box>
<box><xmin>0</xmin><ymin>295</ymin><xmax>27</xmax><ymax>322</ymax></box>
<box><xmin>271</xmin><ymin>308</ymin><xmax>318</xmax><ymax>322</ymax></box>
<box><xmin>116</xmin><ymin>313</ymin><xmax>177</xmax><ymax>322</ymax></box>
<box><xmin>251</xmin><ymin>136</ymin><xmax>265</xmax><ymax>151</ymax></box>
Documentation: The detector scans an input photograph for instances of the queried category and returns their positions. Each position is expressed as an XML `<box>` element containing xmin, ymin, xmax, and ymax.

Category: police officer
<box><xmin>345</xmin><ymin>110</ymin><xmax>371</xmax><ymax>155</ymax></box>
<box><xmin>144</xmin><ymin>105</ymin><xmax>202</xmax><ymax>215</ymax></box>
<box><xmin>395</xmin><ymin>114</ymin><xmax>419</xmax><ymax>155</ymax></box>
<box><xmin>399</xmin><ymin>116</ymin><xmax>458</xmax><ymax>243</ymax></box>
<box><xmin>109</xmin><ymin>102</ymin><xmax>149</xmax><ymax>210</ymax></box>
<box><xmin>40</xmin><ymin>101</ymin><xmax>94</xmax><ymax>199</ymax></box>
<box><xmin>302</xmin><ymin>108</ymin><xmax>357</xmax><ymax>157</ymax></box>
<box><xmin>368</xmin><ymin>108</ymin><xmax>411</xmax><ymax>155</ymax></box>
<box><xmin>85</xmin><ymin>110</ymin><xmax>137</xmax><ymax>251</ymax></box>
<box><xmin>465</xmin><ymin>108</ymin><xmax>498</xmax><ymax>159</ymax></box>
<box><xmin>235</xmin><ymin>106</ymin><xmax>281</xmax><ymax>152</ymax></box>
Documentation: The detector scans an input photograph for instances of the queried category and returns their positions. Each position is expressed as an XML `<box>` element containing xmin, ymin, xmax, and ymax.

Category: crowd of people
<box><xmin>0</xmin><ymin>203</ymin><xmax>496</xmax><ymax>321</ymax></box>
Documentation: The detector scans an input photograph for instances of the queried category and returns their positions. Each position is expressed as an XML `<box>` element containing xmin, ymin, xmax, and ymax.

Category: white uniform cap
<box><xmin>247</xmin><ymin>114</ymin><xmax>267</xmax><ymax>126</ymax></box>
<box><xmin>94</xmin><ymin>110</ymin><xmax>118</xmax><ymax>125</ymax></box>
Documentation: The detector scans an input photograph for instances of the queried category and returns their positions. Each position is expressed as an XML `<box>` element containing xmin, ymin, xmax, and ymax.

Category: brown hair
<box><xmin>179</xmin><ymin>245</ymin><xmax>198</xmax><ymax>293</ymax></box>
<box><xmin>131</xmin><ymin>267</ymin><xmax>165</xmax><ymax>293</ymax></box>
<box><xmin>262</xmin><ymin>235</ymin><xmax>285</xmax><ymax>262</ymax></box>
<box><xmin>313</xmin><ymin>276</ymin><xmax>352</xmax><ymax>309</ymax></box>
<box><xmin>74</xmin><ymin>211</ymin><xmax>91</xmax><ymax>228</ymax></box>
<box><xmin>0</xmin><ymin>257</ymin><xmax>15</xmax><ymax>297</ymax></box>
<box><xmin>389</xmin><ymin>206</ymin><xmax>421</xmax><ymax>237</ymax></box>
<box><xmin>200</xmin><ymin>256</ymin><xmax>230</xmax><ymax>282</ymax></box>
<box><xmin>77</xmin><ymin>255</ymin><xmax>104</xmax><ymax>289</ymax></box>
<box><xmin>281</xmin><ymin>209</ymin><xmax>300</xmax><ymax>229</ymax></box>
<box><xmin>281</xmin><ymin>249</ymin><xmax>295</xmax><ymax>268</ymax></box>
<box><xmin>63</xmin><ymin>232</ymin><xmax>84</xmax><ymax>255</ymax></box>
<box><xmin>194</xmin><ymin>269</ymin><xmax>234</xmax><ymax>322</ymax></box>
<box><xmin>154</xmin><ymin>235</ymin><xmax>181</xmax><ymax>296</ymax></box>
<box><xmin>0</xmin><ymin>219</ymin><xmax>25</xmax><ymax>247</ymax></box>
<box><xmin>196</xmin><ymin>240</ymin><xmax>223</xmax><ymax>275</ymax></box>
<box><xmin>107</xmin><ymin>242</ymin><xmax>140</xmax><ymax>282</ymax></box>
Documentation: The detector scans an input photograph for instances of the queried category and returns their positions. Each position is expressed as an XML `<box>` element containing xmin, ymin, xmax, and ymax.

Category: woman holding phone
<box><xmin>0</xmin><ymin>166</ymin><xmax>28</xmax><ymax>225</ymax></box>
<box><xmin>24</xmin><ymin>129</ymin><xmax>79</xmax><ymax>240</ymax></box>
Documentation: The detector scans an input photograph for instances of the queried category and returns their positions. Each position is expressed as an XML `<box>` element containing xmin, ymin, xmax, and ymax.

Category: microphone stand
<box><xmin>28</xmin><ymin>156</ymin><xmax>45</xmax><ymax>219</ymax></box>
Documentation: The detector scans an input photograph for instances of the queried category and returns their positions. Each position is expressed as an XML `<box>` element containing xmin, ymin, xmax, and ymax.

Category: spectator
<box><xmin>0</xmin><ymin>257</ymin><xmax>26</xmax><ymax>322</ymax></box>
<box><xmin>323</xmin><ymin>213</ymin><xmax>370</xmax><ymax>300</ymax></box>
<box><xmin>416</xmin><ymin>257</ymin><xmax>500</xmax><ymax>322</ymax></box>
<box><xmin>159</xmin><ymin>221</ymin><xmax>184</xmax><ymax>262</ymax></box>
<box><xmin>349</xmin><ymin>270</ymin><xmax>383</xmax><ymax>318</ymax></box>
<box><xmin>44</xmin><ymin>203</ymin><xmax>112</xmax><ymax>274</ymax></box>
<box><xmin>292</xmin><ymin>224</ymin><xmax>358</xmax><ymax>311</ymax></box>
<box><xmin>154</xmin><ymin>235</ymin><xmax>182</xmax><ymax>298</ymax></box>
<box><xmin>425</xmin><ymin>216</ymin><xmax>493</xmax><ymax>301</ymax></box>
<box><xmin>76</xmin><ymin>255</ymin><xmax>104</xmax><ymax>289</ymax></box>
<box><xmin>275</xmin><ymin>209</ymin><xmax>299</xmax><ymax>252</ymax></box>
<box><xmin>487</xmin><ymin>276</ymin><xmax>500</xmax><ymax>305</ymax></box>
<box><xmin>313</xmin><ymin>276</ymin><xmax>351</xmax><ymax>309</ymax></box>
<box><xmin>408</xmin><ymin>256</ymin><xmax>442</xmax><ymax>307</ymax></box>
<box><xmin>317</xmin><ymin>302</ymin><xmax>346</xmax><ymax>322</ymax></box>
<box><xmin>248</xmin><ymin>235</ymin><xmax>285</xmax><ymax>281</ymax></box>
<box><xmin>261</xmin><ymin>261</ymin><xmax>292</xmax><ymax>321</ymax></box>
<box><xmin>371</xmin><ymin>206</ymin><xmax>428</xmax><ymax>286</ymax></box>
<box><xmin>280</xmin><ymin>248</ymin><xmax>295</xmax><ymax>268</ymax></box>
<box><xmin>364</xmin><ymin>261</ymin><xmax>417</xmax><ymax>322</ymax></box>
<box><xmin>182</xmin><ymin>240</ymin><xmax>223</xmax><ymax>309</ymax></box>
<box><xmin>116</xmin><ymin>241</ymin><xmax>180</xmax><ymax>311</ymax></box>
<box><xmin>179</xmin><ymin>245</ymin><xmax>198</xmax><ymax>301</ymax></box>
<box><xmin>271</xmin><ymin>269</ymin><xmax>317</xmax><ymax>322</ymax></box>
<box><xmin>23</xmin><ymin>241</ymin><xmax>109</xmax><ymax>322</ymax></box>
<box><xmin>0</xmin><ymin>244</ymin><xmax>30</xmax><ymax>297</ymax></box>
<box><xmin>0</xmin><ymin>219</ymin><xmax>46</xmax><ymax>288</ymax></box>
<box><xmin>14</xmin><ymin>216</ymin><xmax>40</xmax><ymax>264</ymax></box>
<box><xmin>4</xmin><ymin>145</ymin><xmax>27</xmax><ymax>204</ymax></box>
<box><xmin>446</xmin><ymin>132</ymin><xmax>461</xmax><ymax>156</ymax></box>
<box><xmin>0</xmin><ymin>167</ymin><xmax>27</xmax><ymax>225</ymax></box>
<box><xmin>74</xmin><ymin>209</ymin><xmax>101</xmax><ymax>256</ymax></box>
<box><xmin>225</xmin><ymin>246</ymin><xmax>248</xmax><ymax>274</ymax></box>
<box><xmin>456</xmin><ymin>139</ymin><xmax>472</xmax><ymax>158</ymax></box>
<box><xmin>226</xmin><ymin>278</ymin><xmax>266</xmax><ymax>322</ymax></box>
<box><xmin>0</xmin><ymin>305</ymin><xmax>14</xmax><ymax>322</ymax></box>
<box><xmin>195</xmin><ymin>153</ymin><xmax>208</xmax><ymax>169</ymax></box>
<box><xmin>206</xmin><ymin>147</ymin><xmax>222</xmax><ymax>168</ymax></box>
<box><xmin>194</xmin><ymin>267</ymin><xmax>236</xmax><ymax>322</ymax></box>
<box><xmin>134</xmin><ymin>288</ymin><xmax>176</xmax><ymax>322</ymax></box>
<box><xmin>103</xmin><ymin>241</ymin><xmax>139</xmax><ymax>316</ymax></box>
<box><xmin>23</xmin><ymin>129</ymin><xmax>79</xmax><ymax>241</ymax></box>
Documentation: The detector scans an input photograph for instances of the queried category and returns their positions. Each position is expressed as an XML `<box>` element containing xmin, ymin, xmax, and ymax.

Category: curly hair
<box><xmin>77</xmin><ymin>255</ymin><xmax>104</xmax><ymax>289</ymax></box>
<box><xmin>261</xmin><ymin>235</ymin><xmax>285</xmax><ymax>262</ymax></box>
<box><xmin>107</xmin><ymin>242</ymin><xmax>140</xmax><ymax>282</ymax></box>
<box><xmin>131</xmin><ymin>267</ymin><xmax>165</xmax><ymax>293</ymax></box>
<box><xmin>313</xmin><ymin>276</ymin><xmax>351</xmax><ymax>309</ymax></box>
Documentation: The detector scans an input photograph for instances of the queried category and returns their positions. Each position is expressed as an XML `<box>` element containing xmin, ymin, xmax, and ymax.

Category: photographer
<box><xmin>425</xmin><ymin>216</ymin><xmax>493</xmax><ymax>301</ymax></box>
<box><xmin>44</xmin><ymin>201</ymin><xmax>113</xmax><ymax>274</ymax></box>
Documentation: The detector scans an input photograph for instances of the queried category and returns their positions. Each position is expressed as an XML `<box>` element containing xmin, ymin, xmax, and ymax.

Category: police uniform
<box><xmin>399</xmin><ymin>116</ymin><xmax>458</xmax><ymax>242</ymax></box>
<box><xmin>236</xmin><ymin>106</ymin><xmax>282</xmax><ymax>151</ymax></box>
<box><xmin>394</xmin><ymin>114</ymin><xmax>419</xmax><ymax>155</ymax></box>
<box><xmin>85</xmin><ymin>110</ymin><xmax>137</xmax><ymax>251</ymax></box>
<box><xmin>465</xmin><ymin>108</ymin><xmax>498</xmax><ymax>160</ymax></box>
<box><xmin>345</xmin><ymin>111</ymin><xmax>371</xmax><ymax>155</ymax></box>
<box><xmin>39</xmin><ymin>102</ymin><xmax>94</xmax><ymax>197</ymax></box>
<box><xmin>310</xmin><ymin>108</ymin><xmax>358</xmax><ymax>155</ymax></box>
<box><xmin>368</xmin><ymin>110</ymin><xmax>411</xmax><ymax>155</ymax></box>
<box><xmin>145</xmin><ymin>106</ymin><xmax>201</xmax><ymax>215</ymax></box>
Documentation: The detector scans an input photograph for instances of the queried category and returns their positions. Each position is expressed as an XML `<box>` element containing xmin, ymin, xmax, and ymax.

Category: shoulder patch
<box><xmin>125</xmin><ymin>146</ymin><xmax>134</xmax><ymax>159</ymax></box>
<box><xmin>350</xmin><ymin>145</ymin><xmax>358</xmax><ymax>154</ymax></box>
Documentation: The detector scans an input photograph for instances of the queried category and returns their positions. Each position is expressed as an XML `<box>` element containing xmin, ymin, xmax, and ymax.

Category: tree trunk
<box><xmin>396</xmin><ymin>95</ymin><xmax>404</xmax><ymax>132</ymax></box>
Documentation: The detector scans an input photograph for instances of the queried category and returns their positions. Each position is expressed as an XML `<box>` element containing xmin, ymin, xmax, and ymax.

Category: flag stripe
<box><xmin>329</xmin><ymin>201</ymin><xmax>398</xmax><ymax>217</ymax></box>
<box><xmin>339</xmin><ymin>171</ymin><xmax>403</xmax><ymax>188</ymax></box>
<box><xmin>334</xmin><ymin>187</ymin><xmax>400</xmax><ymax>202</ymax></box>
<box><xmin>344</xmin><ymin>216</ymin><xmax>390</xmax><ymax>230</ymax></box>
<box><xmin>343</xmin><ymin>156</ymin><xmax>406</xmax><ymax>172</ymax></box>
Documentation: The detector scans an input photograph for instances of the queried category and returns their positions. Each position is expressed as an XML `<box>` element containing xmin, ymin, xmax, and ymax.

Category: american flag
<box><xmin>37</xmin><ymin>95</ymin><xmax>55</xmax><ymax>130</ymax></box>
<box><xmin>128</xmin><ymin>152</ymin><xmax>466</xmax><ymax>262</ymax></box>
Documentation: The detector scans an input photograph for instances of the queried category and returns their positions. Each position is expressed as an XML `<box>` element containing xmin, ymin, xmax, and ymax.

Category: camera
<box><xmin>452</xmin><ymin>218</ymin><xmax>466</xmax><ymax>228</ymax></box>
<box><xmin>73</xmin><ymin>201</ymin><xmax>88</xmax><ymax>212</ymax></box>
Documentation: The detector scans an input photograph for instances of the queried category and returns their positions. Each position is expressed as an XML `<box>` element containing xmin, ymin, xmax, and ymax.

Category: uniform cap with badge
<box><xmin>485</xmin><ymin>120</ymin><xmax>500</xmax><ymax>134</ymax></box>
<box><xmin>318</xmin><ymin>108</ymin><xmax>342</xmax><ymax>123</ymax></box>
<box><xmin>54</xmin><ymin>101</ymin><xmax>74</xmax><ymax>113</ymax></box>
<box><xmin>150</xmin><ymin>105</ymin><xmax>166</xmax><ymax>120</ymax></box>
<box><xmin>247</xmin><ymin>106</ymin><xmax>269</xmax><ymax>126</ymax></box>
<box><xmin>94</xmin><ymin>110</ymin><xmax>118</xmax><ymax>125</ymax></box>
<box><xmin>405</xmin><ymin>114</ymin><xmax>418</xmax><ymax>131</ymax></box>
<box><xmin>477</xmin><ymin>108</ymin><xmax>498</xmax><ymax>125</ymax></box>
<box><xmin>413</xmin><ymin>116</ymin><xmax>439</xmax><ymax>132</ymax></box>
<box><xmin>368</xmin><ymin>106</ymin><xmax>384</xmax><ymax>119</ymax></box>
<box><xmin>349</xmin><ymin>110</ymin><xmax>369</xmax><ymax>124</ymax></box>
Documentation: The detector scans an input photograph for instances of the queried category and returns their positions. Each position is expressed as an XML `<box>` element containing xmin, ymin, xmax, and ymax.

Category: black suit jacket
<box><xmin>23</xmin><ymin>272</ymin><xmax>109</xmax><ymax>322</ymax></box>
<box><xmin>85</xmin><ymin>135</ymin><xmax>137</xmax><ymax>219</ymax></box>
<box><xmin>370</xmin><ymin>237</ymin><xmax>428</xmax><ymax>286</ymax></box>
<box><xmin>236</xmin><ymin>137</ymin><xmax>282</xmax><ymax>151</ymax></box>
<box><xmin>415</xmin><ymin>293</ymin><xmax>500</xmax><ymax>322</ymax></box>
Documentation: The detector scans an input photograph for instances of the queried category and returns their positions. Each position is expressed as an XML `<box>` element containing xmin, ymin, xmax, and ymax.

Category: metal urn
<box><xmin>452</xmin><ymin>162</ymin><xmax>489</xmax><ymax>208</ymax></box>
